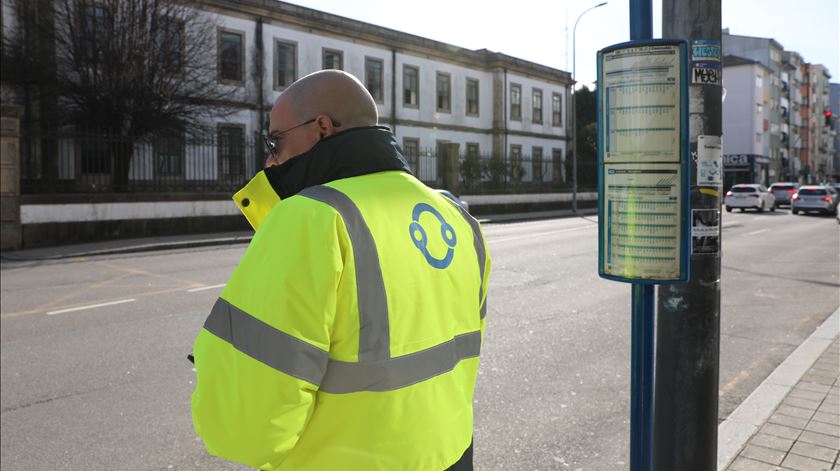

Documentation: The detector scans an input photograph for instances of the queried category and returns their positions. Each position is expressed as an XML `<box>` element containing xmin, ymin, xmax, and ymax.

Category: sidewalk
<box><xmin>719</xmin><ymin>310</ymin><xmax>840</xmax><ymax>471</ymax></box>
<box><xmin>1</xmin><ymin>208</ymin><xmax>598</xmax><ymax>261</ymax></box>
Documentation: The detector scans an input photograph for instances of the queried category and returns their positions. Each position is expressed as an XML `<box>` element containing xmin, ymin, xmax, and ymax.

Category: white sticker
<box><xmin>691</xmin><ymin>209</ymin><xmax>719</xmax><ymax>255</ymax></box>
<box><xmin>697</xmin><ymin>135</ymin><xmax>722</xmax><ymax>186</ymax></box>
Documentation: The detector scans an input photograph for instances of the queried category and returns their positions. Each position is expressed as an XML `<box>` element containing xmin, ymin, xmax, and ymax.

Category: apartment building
<box><xmin>831</xmin><ymin>83</ymin><xmax>840</xmax><ymax>179</ymax></box>
<box><xmin>722</xmin><ymin>31</ymin><xmax>784</xmax><ymax>181</ymax></box>
<box><xmin>722</xmin><ymin>29</ymin><xmax>835</xmax><ymax>184</ymax></box>
<box><xmin>804</xmin><ymin>64</ymin><xmax>834</xmax><ymax>182</ymax></box>
<box><xmin>721</xmin><ymin>55</ymin><xmax>772</xmax><ymax>186</ymax></box>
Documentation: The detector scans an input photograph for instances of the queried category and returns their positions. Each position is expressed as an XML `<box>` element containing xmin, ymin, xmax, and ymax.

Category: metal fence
<box><xmin>20</xmin><ymin>131</ymin><xmax>262</xmax><ymax>194</ymax></box>
<box><xmin>408</xmin><ymin>148</ymin><xmax>596</xmax><ymax>194</ymax></box>
<box><xmin>19</xmin><ymin>132</ymin><xmax>596</xmax><ymax>195</ymax></box>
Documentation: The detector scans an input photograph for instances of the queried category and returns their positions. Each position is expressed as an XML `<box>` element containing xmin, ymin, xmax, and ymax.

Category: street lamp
<box><xmin>571</xmin><ymin>1</ymin><xmax>607</xmax><ymax>214</ymax></box>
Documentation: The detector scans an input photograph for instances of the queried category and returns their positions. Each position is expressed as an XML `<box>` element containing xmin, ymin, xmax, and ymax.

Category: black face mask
<box><xmin>263</xmin><ymin>126</ymin><xmax>412</xmax><ymax>200</ymax></box>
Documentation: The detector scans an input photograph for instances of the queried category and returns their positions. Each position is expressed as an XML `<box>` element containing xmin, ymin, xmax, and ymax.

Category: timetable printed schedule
<box><xmin>598</xmin><ymin>42</ymin><xmax>686</xmax><ymax>282</ymax></box>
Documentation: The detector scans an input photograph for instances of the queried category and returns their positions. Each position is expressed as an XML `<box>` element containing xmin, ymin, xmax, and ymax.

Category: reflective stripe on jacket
<box><xmin>192</xmin><ymin>169</ymin><xmax>490</xmax><ymax>470</ymax></box>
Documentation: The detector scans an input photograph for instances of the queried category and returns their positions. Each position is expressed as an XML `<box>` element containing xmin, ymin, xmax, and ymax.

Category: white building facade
<box><xmin>201</xmin><ymin>0</ymin><xmax>572</xmax><ymax>185</ymax></box>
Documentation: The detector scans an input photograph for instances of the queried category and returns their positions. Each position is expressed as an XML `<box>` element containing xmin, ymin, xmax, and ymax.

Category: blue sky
<box><xmin>287</xmin><ymin>0</ymin><xmax>839</xmax><ymax>89</ymax></box>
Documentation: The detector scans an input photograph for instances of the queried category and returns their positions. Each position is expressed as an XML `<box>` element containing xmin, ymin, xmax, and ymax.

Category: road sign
<box><xmin>597</xmin><ymin>39</ymin><xmax>690</xmax><ymax>284</ymax></box>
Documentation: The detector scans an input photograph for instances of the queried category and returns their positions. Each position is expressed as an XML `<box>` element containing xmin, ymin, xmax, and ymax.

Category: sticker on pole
<box><xmin>691</xmin><ymin>40</ymin><xmax>720</xmax><ymax>62</ymax></box>
<box><xmin>691</xmin><ymin>209</ymin><xmax>719</xmax><ymax>255</ymax></box>
<box><xmin>697</xmin><ymin>135</ymin><xmax>722</xmax><ymax>186</ymax></box>
<box><xmin>692</xmin><ymin>62</ymin><xmax>721</xmax><ymax>85</ymax></box>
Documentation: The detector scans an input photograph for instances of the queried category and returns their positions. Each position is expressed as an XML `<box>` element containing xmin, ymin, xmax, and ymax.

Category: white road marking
<box><xmin>745</xmin><ymin>228</ymin><xmax>768</xmax><ymax>236</ymax></box>
<box><xmin>489</xmin><ymin>225</ymin><xmax>593</xmax><ymax>244</ymax></box>
<box><xmin>187</xmin><ymin>283</ymin><xmax>226</xmax><ymax>293</ymax></box>
<box><xmin>47</xmin><ymin>298</ymin><xmax>137</xmax><ymax>315</ymax></box>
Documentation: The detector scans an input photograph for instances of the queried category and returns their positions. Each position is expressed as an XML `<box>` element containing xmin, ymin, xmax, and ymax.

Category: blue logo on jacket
<box><xmin>409</xmin><ymin>203</ymin><xmax>456</xmax><ymax>269</ymax></box>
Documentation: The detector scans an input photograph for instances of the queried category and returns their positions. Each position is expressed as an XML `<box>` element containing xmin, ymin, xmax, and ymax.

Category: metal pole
<box><xmin>630</xmin><ymin>0</ymin><xmax>656</xmax><ymax>471</ymax></box>
<box><xmin>655</xmin><ymin>0</ymin><xmax>722</xmax><ymax>470</ymax></box>
<box><xmin>628</xmin><ymin>2</ymin><xmax>653</xmax><ymax>470</ymax></box>
<box><xmin>571</xmin><ymin>2</ymin><xmax>607</xmax><ymax>214</ymax></box>
<box><xmin>631</xmin><ymin>283</ymin><xmax>655</xmax><ymax>471</ymax></box>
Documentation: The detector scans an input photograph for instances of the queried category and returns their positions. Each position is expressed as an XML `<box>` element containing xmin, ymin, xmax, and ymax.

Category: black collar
<box><xmin>264</xmin><ymin>126</ymin><xmax>411</xmax><ymax>199</ymax></box>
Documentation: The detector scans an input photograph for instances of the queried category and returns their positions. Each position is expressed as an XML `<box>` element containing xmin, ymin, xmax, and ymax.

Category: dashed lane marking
<box><xmin>46</xmin><ymin>298</ymin><xmax>137</xmax><ymax>315</ymax></box>
<box><xmin>187</xmin><ymin>283</ymin><xmax>226</xmax><ymax>293</ymax></box>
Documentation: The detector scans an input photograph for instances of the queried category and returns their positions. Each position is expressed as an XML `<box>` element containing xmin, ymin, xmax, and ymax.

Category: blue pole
<box><xmin>630</xmin><ymin>0</ymin><xmax>653</xmax><ymax>40</ymax></box>
<box><xmin>631</xmin><ymin>283</ymin><xmax>655</xmax><ymax>471</ymax></box>
<box><xmin>629</xmin><ymin>2</ymin><xmax>653</xmax><ymax>471</ymax></box>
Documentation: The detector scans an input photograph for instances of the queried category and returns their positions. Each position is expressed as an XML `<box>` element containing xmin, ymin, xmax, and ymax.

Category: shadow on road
<box><xmin>723</xmin><ymin>265</ymin><xmax>840</xmax><ymax>289</ymax></box>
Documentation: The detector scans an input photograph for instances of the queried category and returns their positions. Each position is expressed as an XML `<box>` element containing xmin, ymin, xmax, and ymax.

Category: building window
<box><xmin>365</xmin><ymin>57</ymin><xmax>384</xmax><ymax>103</ymax></box>
<box><xmin>155</xmin><ymin>129</ymin><xmax>185</xmax><ymax>177</ymax></box>
<box><xmin>510</xmin><ymin>144</ymin><xmax>523</xmax><ymax>180</ymax></box>
<box><xmin>218</xmin><ymin>29</ymin><xmax>243</xmax><ymax>84</ymax></box>
<box><xmin>402</xmin><ymin>137</ymin><xmax>420</xmax><ymax>174</ymax></box>
<box><xmin>437</xmin><ymin>72</ymin><xmax>451</xmax><ymax>113</ymax></box>
<box><xmin>404</xmin><ymin>65</ymin><xmax>419</xmax><ymax>108</ymax></box>
<box><xmin>466</xmin><ymin>78</ymin><xmax>479</xmax><ymax>116</ymax></box>
<box><xmin>510</xmin><ymin>84</ymin><xmax>522</xmax><ymax>120</ymax></box>
<box><xmin>466</xmin><ymin>143</ymin><xmax>480</xmax><ymax>159</ymax></box>
<box><xmin>552</xmin><ymin>93</ymin><xmax>563</xmax><ymax>127</ymax></box>
<box><xmin>275</xmin><ymin>40</ymin><xmax>296</xmax><ymax>89</ymax></box>
<box><xmin>218</xmin><ymin>125</ymin><xmax>245</xmax><ymax>178</ymax></box>
<box><xmin>532</xmin><ymin>146</ymin><xmax>543</xmax><ymax>181</ymax></box>
<box><xmin>322</xmin><ymin>48</ymin><xmax>343</xmax><ymax>70</ymax></box>
<box><xmin>156</xmin><ymin>18</ymin><xmax>184</xmax><ymax>73</ymax></box>
<box><xmin>552</xmin><ymin>148</ymin><xmax>564</xmax><ymax>183</ymax></box>
<box><xmin>532</xmin><ymin>88</ymin><xmax>543</xmax><ymax>124</ymax></box>
<box><xmin>79</xmin><ymin>3</ymin><xmax>108</xmax><ymax>63</ymax></box>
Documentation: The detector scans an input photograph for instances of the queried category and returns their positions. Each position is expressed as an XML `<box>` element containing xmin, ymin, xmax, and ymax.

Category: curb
<box><xmin>477</xmin><ymin>207</ymin><xmax>599</xmax><ymax>224</ymax></box>
<box><xmin>0</xmin><ymin>235</ymin><xmax>254</xmax><ymax>262</ymax></box>
<box><xmin>716</xmin><ymin>308</ymin><xmax>840</xmax><ymax>471</ymax></box>
<box><xmin>1</xmin><ymin>209</ymin><xmax>598</xmax><ymax>261</ymax></box>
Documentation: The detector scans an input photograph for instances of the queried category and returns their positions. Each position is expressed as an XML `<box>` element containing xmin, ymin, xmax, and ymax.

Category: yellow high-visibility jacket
<box><xmin>191</xmin><ymin>129</ymin><xmax>489</xmax><ymax>470</ymax></box>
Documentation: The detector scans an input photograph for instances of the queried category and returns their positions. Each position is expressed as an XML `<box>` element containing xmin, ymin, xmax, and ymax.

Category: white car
<box><xmin>724</xmin><ymin>184</ymin><xmax>776</xmax><ymax>212</ymax></box>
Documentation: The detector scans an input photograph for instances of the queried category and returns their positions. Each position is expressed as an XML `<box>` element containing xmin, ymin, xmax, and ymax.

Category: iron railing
<box><xmin>20</xmin><ymin>133</ymin><xmax>597</xmax><ymax>195</ymax></box>
<box><xmin>20</xmin><ymin>131</ymin><xmax>262</xmax><ymax>194</ymax></box>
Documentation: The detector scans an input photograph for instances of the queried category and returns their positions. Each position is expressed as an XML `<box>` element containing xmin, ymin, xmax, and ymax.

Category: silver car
<box><xmin>724</xmin><ymin>184</ymin><xmax>776</xmax><ymax>212</ymax></box>
<box><xmin>791</xmin><ymin>185</ymin><xmax>839</xmax><ymax>215</ymax></box>
<box><xmin>767</xmin><ymin>182</ymin><xmax>800</xmax><ymax>207</ymax></box>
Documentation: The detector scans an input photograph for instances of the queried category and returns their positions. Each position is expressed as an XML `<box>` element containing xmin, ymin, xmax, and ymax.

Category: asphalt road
<box><xmin>1</xmin><ymin>209</ymin><xmax>838</xmax><ymax>470</ymax></box>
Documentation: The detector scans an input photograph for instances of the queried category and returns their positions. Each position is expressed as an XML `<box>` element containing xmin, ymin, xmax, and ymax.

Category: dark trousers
<box><xmin>444</xmin><ymin>442</ymin><xmax>473</xmax><ymax>471</ymax></box>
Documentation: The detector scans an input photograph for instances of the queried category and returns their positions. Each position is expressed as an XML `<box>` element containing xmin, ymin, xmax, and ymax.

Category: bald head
<box><xmin>275</xmin><ymin>70</ymin><xmax>378</xmax><ymax>129</ymax></box>
<box><xmin>265</xmin><ymin>70</ymin><xmax>379</xmax><ymax>167</ymax></box>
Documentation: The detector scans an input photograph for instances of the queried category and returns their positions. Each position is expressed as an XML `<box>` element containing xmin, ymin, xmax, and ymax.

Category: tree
<box><xmin>574</xmin><ymin>85</ymin><xmax>598</xmax><ymax>188</ymax></box>
<box><xmin>3</xmin><ymin>0</ymin><xmax>234</xmax><ymax>190</ymax></box>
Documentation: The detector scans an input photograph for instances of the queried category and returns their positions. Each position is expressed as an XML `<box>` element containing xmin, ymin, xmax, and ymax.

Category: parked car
<box><xmin>767</xmin><ymin>182</ymin><xmax>800</xmax><ymax>207</ymax></box>
<box><xmin>724</xmin><ymin>184</ymin><xmax>776</xmax><ymax>212</ymax></box>
<box><xmin>791</xmin><ymin>185</ymin><xmax>839</xmax><ymax>215</ymax></box>
<box><xmin>436</xmin><ymin>189</ymin><xmax>470</xmax><ymax>213</ymax></box>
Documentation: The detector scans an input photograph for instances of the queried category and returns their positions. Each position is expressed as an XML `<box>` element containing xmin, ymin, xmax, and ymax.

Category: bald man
<box><xmin>191</xmin><ymin>70</ymin><xmax>490</xmax><ymax>470</ymax></box>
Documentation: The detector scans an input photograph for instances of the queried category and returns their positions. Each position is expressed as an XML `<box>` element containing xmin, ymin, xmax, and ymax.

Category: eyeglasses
<box><xmin>263</xmin><ymin>118</ymin><xmax>317</xmax><ymax>158</ymax></box>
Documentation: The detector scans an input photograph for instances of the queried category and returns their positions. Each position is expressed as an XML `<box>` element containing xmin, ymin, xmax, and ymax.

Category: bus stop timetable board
<box><xmin>596</xmin><ymin>40</ymin><xmax>690</xmax><ymax>284</ymax></box>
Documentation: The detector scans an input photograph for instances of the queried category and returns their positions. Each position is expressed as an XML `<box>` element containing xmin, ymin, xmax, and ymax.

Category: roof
<box><xmin>722</xmin><ymin>31</ymin><xmax>785</xmax><ymax>50</ymax></box>
<box><xmin>203</xmin><ymin>0</ymin><xmax>572</xmax><ymax>85</ymax></box>
<box><xmin>723</xmin><ymin>55</ymin><xmax>761</xmax><ymax>68</ymax></box>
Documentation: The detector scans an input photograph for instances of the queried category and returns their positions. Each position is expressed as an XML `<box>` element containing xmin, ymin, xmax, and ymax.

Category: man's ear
<box><xmin>315</xmin><ymin>114</ymin><xmax>338</xmax><ymax>137</ymax></box>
